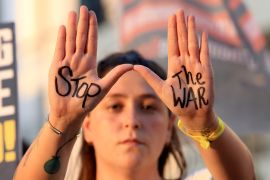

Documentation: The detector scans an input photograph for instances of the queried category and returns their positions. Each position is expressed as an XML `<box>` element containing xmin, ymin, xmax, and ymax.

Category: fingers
<box><xmin>167</xmin><ymin>14</ymin><xmax>182</xmax><ymax>78</ymax></box>
<box><xmin>54</xmin><ymin>25</ymin><xmax>66</xmax><ymax>61</ymax></box>
<box><xmin>171</xmin><ymin>11</ymin><xmax>200</xmax><ymax>61</ymax></box>
<box><xmin>188</xmin><ymin>16</ymin><xmax>199</xmax><ymax>61</ymax></box>
<box><xmin>86</xmin><ymin>11</ymin><xmax>98</xmax><ymax>60</ymax></box>
<box><xmin>176</xmin><ymin>10</ymin><xmax>188</xmax><ymax>56</ymax></box>
<box><xmin>76</xmin><ymin>6</ymin><xmax>89</xmax><ymax>54</ymax></box>
<box><xmin>133</xmin><ymin>65</ymin><xmax>163</xmax><ymax>94</ymax></box>
<box><xmin>200</xmin><ymin>32</ymin><xmax>210</xmax><ymax>67</ymax></box>
<box><xmin>65</xmin><ymin>6</ymin><xmax>98</xmax><ymax>61</ymax></box>
<box><xmin>168</xmin><ymin>14</ymin><xmax>180</xmax><ymax>59</ymax></box>
<box><xmin>101</xmin><ymin>64</ymin><xmax>133</xmax><ymax>90</ymax></box>
<box><xmin>66</xmin><ymin>11</ymin><xmax>77</xmax><ymax>57</ymax></box>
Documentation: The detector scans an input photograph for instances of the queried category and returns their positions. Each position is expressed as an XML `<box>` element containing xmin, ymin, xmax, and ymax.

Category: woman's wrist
<box><xmin>48</xmin><ymin>113</ymin><xmax>83</xmax><ymax>137</ymax></box>
<box><xmin>178</xmin><ymin>116</ymin><xmax>225</xmax><ymax>149</ymax></box>
<box><xmin>178</xmin><ymin>111</ymin><xmax>226</xmax><ymax>149</ymax></box>
<box><xmin>178</xmin><ymin>110</ymin><xmax>218</xmax><ymax>133</ymax></box>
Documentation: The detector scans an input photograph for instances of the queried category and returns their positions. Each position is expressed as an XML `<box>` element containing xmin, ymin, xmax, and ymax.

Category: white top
<box><xmin>185</xmin><ymin>169</ymin><xmax>212</xmax><ymax>180</ymax></box>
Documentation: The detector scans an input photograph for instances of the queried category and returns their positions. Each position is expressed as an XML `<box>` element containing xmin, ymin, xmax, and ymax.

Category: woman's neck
<box><xmin>95</xmin><ymin>161</ymin><xmax>161</xmax><ymax>180</ymax></box>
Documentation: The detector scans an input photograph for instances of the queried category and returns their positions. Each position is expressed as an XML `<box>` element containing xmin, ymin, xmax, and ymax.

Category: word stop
<box><xmin>55</xmin><ymin>66</ymin><xmax>101</xmax><ymax>108</ymax></box>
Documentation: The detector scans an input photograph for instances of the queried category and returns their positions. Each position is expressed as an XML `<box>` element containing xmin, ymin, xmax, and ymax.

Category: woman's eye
<box><xmin>142</xmin><ymin>104</ymin><xmax>156</xmax><ymax>111</ymax></box>
<box><xmin>108</xmin><ymin>104</ymin><xmax>122</xmax><ymax>111</ymax></box>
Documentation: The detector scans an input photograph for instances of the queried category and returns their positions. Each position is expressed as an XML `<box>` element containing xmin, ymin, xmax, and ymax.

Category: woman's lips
<box><xmin>119</xmin><ymin>139</ymin><xmax>144</xmax><ymax>145</ymax></box>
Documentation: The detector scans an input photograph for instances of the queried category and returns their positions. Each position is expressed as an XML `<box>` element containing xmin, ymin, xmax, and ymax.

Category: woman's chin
<box><xmin>116</xmin><ymin>152</ymin><xmax>147</xmax><ymax>169</ymax></box>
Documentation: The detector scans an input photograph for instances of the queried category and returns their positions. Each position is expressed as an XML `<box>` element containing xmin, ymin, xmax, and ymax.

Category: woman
<box><xmin>15</xmin><ymin>5</ymin><xmax>255</xmax><ymax>180</ymax></box>
<box><xmin>79</xmin><ymin>51</ymin><xmax>186</xmax><ymax>180</ymax></box>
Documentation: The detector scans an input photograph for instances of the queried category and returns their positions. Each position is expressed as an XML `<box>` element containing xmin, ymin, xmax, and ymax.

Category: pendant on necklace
<box><xmin>44</xmin><ymin>155</ymin><xmax>60</xmax><ymax>174</ymax></box>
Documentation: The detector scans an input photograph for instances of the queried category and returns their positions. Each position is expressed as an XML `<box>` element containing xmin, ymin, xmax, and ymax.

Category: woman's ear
<box><xmin>82</xmin><ymin>115</ymin><xmax>93</xmax><ymax>144</ymax></box>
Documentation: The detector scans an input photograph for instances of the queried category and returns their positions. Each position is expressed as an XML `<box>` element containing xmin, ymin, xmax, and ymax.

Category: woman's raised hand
<box><xmin>48</xmin><ymin>6</ymin><xmax>133</xmax><ymax>126</ymax></box>
<box><xmin>134</xmin><ymin>10</ymin><xmax>215</xmax><ymax>129</ymax></box>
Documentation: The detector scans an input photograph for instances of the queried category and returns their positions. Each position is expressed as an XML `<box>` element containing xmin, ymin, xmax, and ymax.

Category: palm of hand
<box><xmin>49</xmin><ymin>57</ymin><xmax>100</xmax><ymax>118</ymax></box>
<box><xmin>48</xmin><ymin>7</ymin><xmax>133</xmax><ymax>121</ymax></box>
<box><xmin>163</xmin><ymin>55</ymin><xmax>214</xmax><ymax>118</ymax></box>
<box><xmin>134</xmin><ymin>11</ymin><xmax>214</xmax><ymax>123</ymax></box>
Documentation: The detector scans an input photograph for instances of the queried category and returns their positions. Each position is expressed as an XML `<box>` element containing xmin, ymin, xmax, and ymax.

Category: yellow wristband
<box><xmin>178</xmin><ymin>116</ymin><xmax>225</xmax><ymax>149</ymax></box>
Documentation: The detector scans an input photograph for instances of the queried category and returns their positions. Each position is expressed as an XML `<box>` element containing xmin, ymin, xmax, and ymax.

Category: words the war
<box><xmin>171</xmin><ymin>65</ymin><xmax>209</xmax><ymax>110</ymax></box>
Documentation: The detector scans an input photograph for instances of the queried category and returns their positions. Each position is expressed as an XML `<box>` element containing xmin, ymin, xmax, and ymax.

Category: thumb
<box><xmin>133</xmin><ymin>65</ymin><xmax>164</xmax><ymax>94</ymax></box>
<box><xmin>100</xmin><ymin>64</ymin><xmax>133</xmax><ymax>91</ymax></box>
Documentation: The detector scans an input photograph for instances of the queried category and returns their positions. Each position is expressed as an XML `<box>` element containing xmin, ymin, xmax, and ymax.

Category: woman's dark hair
<box><xmin>79</xmin><ymin>50</ymin><xmax>186</xmax><ymax>180</ymax></box>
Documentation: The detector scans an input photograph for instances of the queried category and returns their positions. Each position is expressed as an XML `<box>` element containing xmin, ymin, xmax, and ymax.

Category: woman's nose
<box><xmin>124</xmin><ymin>107</ymin><xmax>142</xmax><ymax>129</ymax></box>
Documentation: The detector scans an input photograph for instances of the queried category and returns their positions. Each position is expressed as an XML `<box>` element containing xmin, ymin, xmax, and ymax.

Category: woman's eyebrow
<box><xmin>139</xmin><ymin>94</ymin><xmax>160</xmax><ymax>100</ymax></box>
<box><xmin>107</xmin><ymin>93</ymin><xmax>159</xmax><ymax>100</ymax></box>
<box><xmin>107</xmin><ymin>93</ymin><xmax>127</xmax><ymax>98</ymax></box>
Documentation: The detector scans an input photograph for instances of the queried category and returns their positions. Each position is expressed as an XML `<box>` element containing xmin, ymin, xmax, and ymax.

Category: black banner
<box><xmin>0</xmin><ymin>23</ymin><xmax>20</xmax><ymax>179</ymax></box>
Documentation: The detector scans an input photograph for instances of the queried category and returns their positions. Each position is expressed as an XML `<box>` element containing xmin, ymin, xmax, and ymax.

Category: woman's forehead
<box><xmin>107</xmin><ymin>70</ymin><xmax>156</xmax><ymax>96</ymax></box>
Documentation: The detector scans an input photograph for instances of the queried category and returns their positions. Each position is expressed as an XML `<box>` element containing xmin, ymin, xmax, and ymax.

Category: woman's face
<box><xmin>83</xmin><ymin>70</ymin><xmax>174</xmax><ymax>170</ymax></box>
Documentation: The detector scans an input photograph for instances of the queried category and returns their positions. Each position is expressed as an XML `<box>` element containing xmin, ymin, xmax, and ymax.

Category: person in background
<box><xmin>14</xmin><ymin>5</ymin><xmax>255</xmax><ymax>180</ymax></box>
